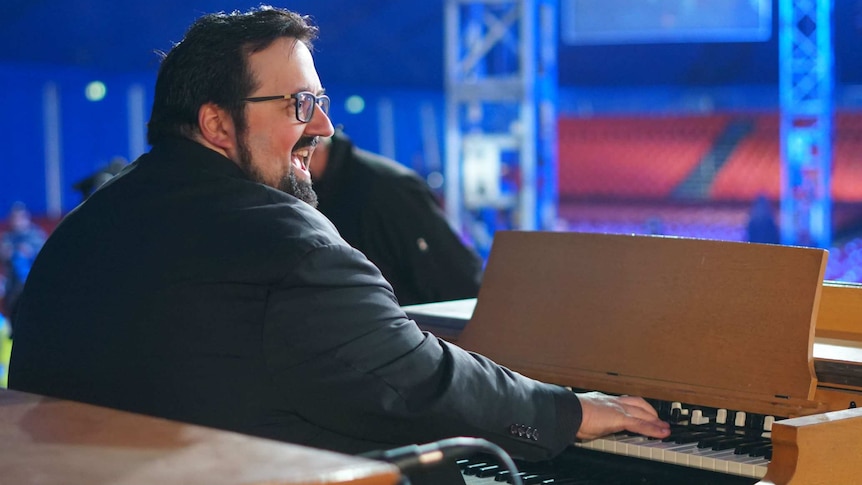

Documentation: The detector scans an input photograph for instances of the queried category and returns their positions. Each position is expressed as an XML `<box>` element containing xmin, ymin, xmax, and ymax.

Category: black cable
<box><xmin>360</xmin><ymin>436</ymin><xmax>523</xmax><ymax>485</ymax></box>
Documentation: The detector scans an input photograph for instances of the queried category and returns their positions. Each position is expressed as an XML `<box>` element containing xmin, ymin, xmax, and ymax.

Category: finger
<box><xmin>620</xmin><ymin>402</ymin><xmax>671</xmax><ymax>436</ymax></box>
<box><xmin>623</xmin><ymin>401</ymin><xmax>663</xmax><ymax>422</ymax></box>
<box><xmin>617</xmin><ymin>395</ymin><xmax>660</xmax><ymax>418</ymax></box>
<box><xmin>625</xmin><ymin>415</ymin><xmax>671</xmax><ymax>439</ymax></box>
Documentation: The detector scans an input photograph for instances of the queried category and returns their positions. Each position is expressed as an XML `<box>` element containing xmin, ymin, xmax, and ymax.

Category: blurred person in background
<box><xmin>72</xmin><ymin>156</ymin><xmax>129</xmax><ymax>201</ymax></box>
<box><xmin>746</xmin><ymin>194</ymin><xmax>780</xmax><ymax>245</ymax></box>
<box><xmin>0</xmin><ymin>201</ymin><xmax>46</xmax><ymax>336</ymax></box>
<box><xmin>0</xmin><ymin>310</ymin><xmax>9</xmax><ymax>387</ymax></box>
<box><xmin>310</xmin><ymin>129</ymin><xmax>483</xmax><ymax>305</ymax></box>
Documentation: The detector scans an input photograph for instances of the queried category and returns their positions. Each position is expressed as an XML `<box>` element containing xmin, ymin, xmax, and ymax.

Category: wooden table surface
<box><xmin>0</xmin><ymin>388</ymin><xmax>400</xmax><ymax>485</ymax></box>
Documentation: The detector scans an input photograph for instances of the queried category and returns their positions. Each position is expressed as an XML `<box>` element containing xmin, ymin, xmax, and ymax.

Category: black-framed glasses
<box><xmin>242</xmin><ymin>91</ymin><xmax>330</xmax><ymax>123</ymax></box>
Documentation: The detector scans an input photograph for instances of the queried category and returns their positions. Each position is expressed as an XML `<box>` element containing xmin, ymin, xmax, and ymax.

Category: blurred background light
<box><xmin>345</xmin><ymin>95</ymin><xmax>366</xmax><ymax>114</ymax></box>
<box><xmin>85</xmin><ymin>81</ymin><xmax>107</xmax><ymax>102</ymax></box>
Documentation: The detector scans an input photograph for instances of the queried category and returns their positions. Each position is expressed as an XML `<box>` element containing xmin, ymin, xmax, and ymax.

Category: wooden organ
<box><xmin>404</xmin><ymin>231</ymin><xmax>862</xmax><ymax>485</ymax></box>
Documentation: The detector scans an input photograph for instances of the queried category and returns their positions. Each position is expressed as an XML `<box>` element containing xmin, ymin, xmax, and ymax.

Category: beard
<box><xmin>236</xmin><ymin>137</ymin><xmax>318</xmax><ymax>208</ymax></box>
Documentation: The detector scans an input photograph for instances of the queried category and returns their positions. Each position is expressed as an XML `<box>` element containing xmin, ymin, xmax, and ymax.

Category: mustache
<box><xmin>293</xmin><ymin>136</ymin><xmax>319</xmax><ymax>151</ymax></box>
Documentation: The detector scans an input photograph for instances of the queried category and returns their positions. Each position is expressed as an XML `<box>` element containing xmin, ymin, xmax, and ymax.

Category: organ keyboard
<box><xmin>574</xmin><ymin>401</ymin><xmax>773</xmax><ymax>479</ymax></box>
<box><xmin>459</xmin><ymin>445</ymin><xmax>763</xmax><ymax>484</ymax></box>
<box><xmin>404</xmin><ymin>231</ymin><xmax>862</xmax><ymax>485</ymax></box>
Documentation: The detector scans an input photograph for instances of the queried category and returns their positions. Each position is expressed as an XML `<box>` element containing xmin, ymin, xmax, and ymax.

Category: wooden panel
<box><xmin>756</xmin><ymin>407</ymin><xmax>862</xmax><ymax>485</ymax></box>
<box><xmin>811</xmin><ymin>386</ymin><xmax>862</xmax><ymax>411</ymax></box>
<box><xmin>458</xmin><ymin>232</ymin><xmax>827</xmax><ymax>416</ymax></box>
<box><xmin>0</xmin><ymin>388</ymin><xmax>399</xmax><ymax>485</ymax></box>
<box><xmin>816</xmin><ymin>281</ymin><xmax>862</xmax><ymax>341</ymax></box>
<box><xmin>404</xmin><ymin>298</ymin><xmax>862</xmax><ymax>411</ymax></box>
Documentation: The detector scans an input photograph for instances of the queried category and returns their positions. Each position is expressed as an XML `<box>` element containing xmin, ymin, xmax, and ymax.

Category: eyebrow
<box><xmin>259</xmin><ymin>86</ymin><xmax>326</xmax><ymax>97</ymax></box>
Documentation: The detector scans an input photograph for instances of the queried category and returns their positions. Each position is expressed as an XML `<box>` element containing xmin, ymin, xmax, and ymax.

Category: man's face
<box><xmin>234</xmin><ymin>37</ymin><xmax>334</xmax><ymax>205</ymax></box>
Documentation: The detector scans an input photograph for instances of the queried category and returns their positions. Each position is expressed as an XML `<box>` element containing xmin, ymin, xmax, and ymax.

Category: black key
<box><xmin>542</xmin><ymin>479</ymin><xmax>597</xmax><ymax>485</ymax></box>
<box><xmin>733</xmin><ymin>438</ymin><xmax>772</xmax><ymax>455</ymax></box>
<box><xmin>697</xmin><ymin>432</ymin><xmax>745</xmax><ymax>448</ymax></box>
<box><xmin>711</xmin><ymin>437</ymin><xmax>749</xmax><ymax>450</ymax></box>
<box><xmin>476</xmin><ymin>465</ymin><xmax>501</xmax><ymax>478</ymax></box>
<box><xmin>507</xmin><ymin>472</ymin><xmax>529</xmax><ymax>484</ymax></box>
<box><xmin>666</xmin><ymin>429</ymin><xmax>717</xmax><ymax>443</ymax></box>
<box><xmin>464</xmin><ymin>462</ymin><xmax>489</xmax><ymax>475</ymax></box>
<box><xmin>748</xmin><ymin>443</ymin><xmax>773</xmax><ymax>458</ymax></box>
<box><xmin>746</xmin><ymin>413</ymin><xmax>766</xmax><ymax>431</ymax></box>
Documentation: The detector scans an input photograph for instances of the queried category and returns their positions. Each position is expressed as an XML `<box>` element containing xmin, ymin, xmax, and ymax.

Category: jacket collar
<box><xmin>147</xmin><ymin>136</ymin><xmax>248</xmax><ymax>180</ymax></box>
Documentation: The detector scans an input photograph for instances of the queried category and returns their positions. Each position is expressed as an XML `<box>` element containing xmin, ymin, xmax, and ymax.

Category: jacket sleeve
<box><xmin>262</xmin><ymin>243</ymin><xmax>581</xmax><ymax>460</ymax></box>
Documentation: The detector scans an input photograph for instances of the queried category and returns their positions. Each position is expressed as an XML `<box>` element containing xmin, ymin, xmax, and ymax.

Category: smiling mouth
<box><xmin>292</xmin><ymin>148</ymin><xmax>312</xmax><ymax>171</ymax></box>
<box><xmin>292</xmin><ymin>137</ymin><xmax>319</xmax><ymax>173</ymax></box>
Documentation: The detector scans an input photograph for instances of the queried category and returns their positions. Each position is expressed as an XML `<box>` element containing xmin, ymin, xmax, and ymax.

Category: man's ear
<box><xmin>197</xmin><ymin>103</ymin><xmax>237</xmax><ymax>152</ymax></box>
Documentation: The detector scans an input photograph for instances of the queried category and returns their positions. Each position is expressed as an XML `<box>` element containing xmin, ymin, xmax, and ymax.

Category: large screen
<box><xmin>561</xmin><ymin>0</ymin><xmax>772</xmax><ymax>45</ymax></box>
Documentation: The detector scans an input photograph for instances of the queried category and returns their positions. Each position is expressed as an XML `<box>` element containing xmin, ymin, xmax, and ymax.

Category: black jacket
<box><xmin>314</xmin><ymin>133</ymin><xmax>483</xmax><ymax>305</ymax></box>
<box><xmin>9</xmin><ymin>137</ymin><xmax>580</xmax><ymax>460</ymax></box>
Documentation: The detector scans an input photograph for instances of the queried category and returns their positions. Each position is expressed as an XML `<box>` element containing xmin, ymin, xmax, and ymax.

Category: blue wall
<box><xmin>0</xmin><ymin>64</ymin><xmax>447</xmax><ymax>216</ymax></box>
<box><xmin>0</xmin><ymin>65</ymin><xmax>155</xmax><ymax>215</ymax></box>
<box><xmin>1</xmin><ymin>65</ymin><xmax>48</xmax><ymax>214</ymax></box>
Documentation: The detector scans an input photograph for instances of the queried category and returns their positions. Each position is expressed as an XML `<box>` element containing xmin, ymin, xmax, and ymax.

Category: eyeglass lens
<box><xmin>297</xmin><ymin>92</ymin><xmax>330</xmax><ymax>122</ymax></box>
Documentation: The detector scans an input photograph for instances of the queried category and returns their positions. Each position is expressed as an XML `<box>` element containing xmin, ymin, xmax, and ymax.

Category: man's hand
<box><xmin>575</xmin><ymin>391</ymin><xmax>671</xmax><ymax>441</ymax></box>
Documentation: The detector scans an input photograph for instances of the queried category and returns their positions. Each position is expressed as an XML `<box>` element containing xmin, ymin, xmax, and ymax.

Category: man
<box><xmin>10</xmin><ymin>5</ymin><xmax>668</xmax><ymax>467</ymax></box>
<box><xmin>311</xmin><ymin>130</ymin><xmax>483</xmax><ymax>305</ymax></box>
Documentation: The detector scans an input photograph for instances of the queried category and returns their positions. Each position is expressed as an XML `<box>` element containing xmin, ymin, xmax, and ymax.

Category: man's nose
<box><xmin>307</xmin><ymin>108</ymin><xmax>335</xmax><ymax>138</ymax></box>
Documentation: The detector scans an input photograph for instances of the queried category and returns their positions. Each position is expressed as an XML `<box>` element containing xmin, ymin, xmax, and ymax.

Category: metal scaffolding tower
<box><xmin>779</xmin><ymin>0</ymin><xmax>834</xmax><ymax>248</ymax></box>
<box><xmin>444</xmin><ymin>0</ymin><xmax>558</xmax><ymax>257</ymax></box>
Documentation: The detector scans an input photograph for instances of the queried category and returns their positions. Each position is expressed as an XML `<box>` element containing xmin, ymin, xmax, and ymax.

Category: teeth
<box><xmin>293</xmin><ymin>149</ymin><xmax>311</xmax><ymax>170</ymax></box>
